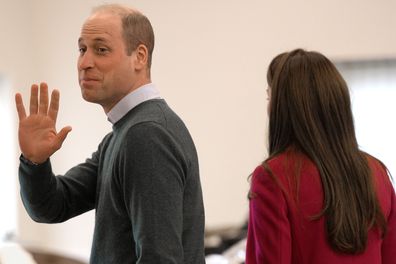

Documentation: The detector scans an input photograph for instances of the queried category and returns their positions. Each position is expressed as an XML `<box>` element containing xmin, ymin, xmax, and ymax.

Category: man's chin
<box><xmin>81</xmin><ymin>90</ymin><xmax>98</xmax><ymax>104</ymax></box>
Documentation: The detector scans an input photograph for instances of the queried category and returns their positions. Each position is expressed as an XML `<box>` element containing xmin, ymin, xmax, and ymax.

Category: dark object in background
<box><xmin>204</xmin><ymin>221</ymin><xmax>247</xmax><ymax>256</ymax></box>
<box><xmin>27</xmin><ymin>249</ymin><xmax>87</xmax><ymax>264</ymax></box>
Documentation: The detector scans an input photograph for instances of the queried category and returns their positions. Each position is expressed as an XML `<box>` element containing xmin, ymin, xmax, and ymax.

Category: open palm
<box><xmin>15</xmin><ymin>83</ymin><xmax>72</xmax><ymax>164</ymax></box>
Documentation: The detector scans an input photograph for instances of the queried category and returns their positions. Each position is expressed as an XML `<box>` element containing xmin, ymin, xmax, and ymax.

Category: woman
<box><xmin>246</xmin><ymin>49</ymin><xmax>395</xmax><ymax>263</ymax></box>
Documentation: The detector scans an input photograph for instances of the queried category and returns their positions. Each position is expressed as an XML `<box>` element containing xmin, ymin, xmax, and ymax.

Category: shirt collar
<box><xmin>107</xmin><ymin>83</ymin><xmax>161</xmax><ymax>125</ymax></box>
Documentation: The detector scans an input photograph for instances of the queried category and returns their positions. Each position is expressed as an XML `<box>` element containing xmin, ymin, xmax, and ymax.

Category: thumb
<box><xmin>54</xmin><ymin>126</ymin><xmax>72</xmax><ymax>150</ymax></box>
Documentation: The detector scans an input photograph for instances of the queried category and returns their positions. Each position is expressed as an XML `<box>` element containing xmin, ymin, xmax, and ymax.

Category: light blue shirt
<box><xmin>107</xmin><ymin>83</ymin><xmax>161</xmax><ymax>125</ymax></box>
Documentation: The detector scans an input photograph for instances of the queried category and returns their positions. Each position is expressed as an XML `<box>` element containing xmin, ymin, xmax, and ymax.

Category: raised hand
<box><xmin>15</xmin><ymin>83</ymin><xmax>72</xmax><ymax>164</ymax></box>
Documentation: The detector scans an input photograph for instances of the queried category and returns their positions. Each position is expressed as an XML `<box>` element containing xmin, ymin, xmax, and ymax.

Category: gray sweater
<box><xmin>19</xmin><ymin>99</ymin><xmax>206</xmax><ymax>263</ymax></box>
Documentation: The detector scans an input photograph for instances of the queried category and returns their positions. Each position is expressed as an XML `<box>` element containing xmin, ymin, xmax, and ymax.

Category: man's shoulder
<box><xmin>125</xmin><ymin>99</ymin><xmax>188</xmax><ymax>133</ymax></box>
<box><xmin>117</xmin><ymin>99</ymin><xmax>195</xmax><ymax>152</ymax></box>
<box><xmin>127</xmin><ymin>99</ymin><xmax>174</xmax><ymax>125</ymax></box>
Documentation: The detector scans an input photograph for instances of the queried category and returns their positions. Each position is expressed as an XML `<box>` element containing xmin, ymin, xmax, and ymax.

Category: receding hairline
<box><xmin>91</xmin><ymin>3</ymin><xmax>142</xmax><ymax>18</ymax></box>
<box><xmin>86</xmin><ymin>3</ymin><xmax>155</xmax><ymax>71</ymax></box>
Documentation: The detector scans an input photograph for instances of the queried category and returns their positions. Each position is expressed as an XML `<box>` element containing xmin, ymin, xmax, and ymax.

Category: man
<box><xmin>15</xmin><ymin>4</ymin><xmax>205</xmax><ymax>263</ymax></box>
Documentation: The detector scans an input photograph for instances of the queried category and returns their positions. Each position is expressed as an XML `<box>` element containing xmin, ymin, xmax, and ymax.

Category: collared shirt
<box><xmin>107</xmin><ymin>83</ymin><xmax>161</xmax><ymax>125</ymax></box>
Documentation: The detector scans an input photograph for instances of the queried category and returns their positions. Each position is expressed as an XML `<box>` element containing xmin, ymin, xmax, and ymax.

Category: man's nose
<box><xmin>78</xmin><ymin>51</ymin><xmax>94</xmax><ymax>70</ymax></box>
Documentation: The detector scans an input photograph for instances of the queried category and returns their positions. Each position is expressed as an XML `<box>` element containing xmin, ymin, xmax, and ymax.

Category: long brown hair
<box><xmin>265</xmin><ymin>49</ymin><xmax>387</xmax><ymax>253</ymax></box>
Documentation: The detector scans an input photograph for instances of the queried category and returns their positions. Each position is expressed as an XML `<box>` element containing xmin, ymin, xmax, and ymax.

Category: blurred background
<box><xmin>1</xmin><ymin>0</ymin><xmax>395</xmax><ymax>263</ymax></box>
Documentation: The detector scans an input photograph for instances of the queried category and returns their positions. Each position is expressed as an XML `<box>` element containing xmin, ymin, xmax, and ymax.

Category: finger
<box><xmin>29</xmin><ymin>84</ymin><xmax>39</xmax><ymax>115</ymax></box>
<box><xmin>48</xmin><ymin>89</ymin><xmax>60</xmax><ymax>122</ymax></box>
<box><xmin>38</xmin><ymin>82</ymin><xmax>49</xmax><ymax>115</ymax></box>
<box><xmin>54</xmin><ymin>126</ymin><xmax>72</xmax><ymax>150</ymax></box>
<box><xmin>15</xmin><ymin>93</ymin><xmax>27</xmax><ymax>120</ymax></box>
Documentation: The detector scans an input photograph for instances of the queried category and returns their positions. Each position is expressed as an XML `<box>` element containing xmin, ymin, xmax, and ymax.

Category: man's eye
<box><xmin>79</xmin><ymin>47</ymin><xmax>86</xmax><ymax>54</ymax></box>
<box><xmin>97</xmin><ymin>48</ymin><xmax>108</xmax><ymax>54</ymax></box>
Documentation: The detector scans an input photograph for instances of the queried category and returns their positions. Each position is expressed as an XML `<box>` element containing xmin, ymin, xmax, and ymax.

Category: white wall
<box><xmin>0</xmin><ymin>0</ymin><xmax>33</xmax><ymax>243</ymax></box>
<box><xmin>2</xmin><ymin>0</ymin><xmax>396</xmax><ymax>261</ymax></box>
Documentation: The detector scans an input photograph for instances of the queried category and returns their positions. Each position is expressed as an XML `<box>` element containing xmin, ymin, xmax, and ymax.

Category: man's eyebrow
<box><xmin>93</xmin><ymin>37</ymin><xmax>109</xmax><ymax>43</ymax></box>
<box><xmin>78</xmin><ymin>37</ymin><xmax>109</xmax><ymax>45</ymax></box>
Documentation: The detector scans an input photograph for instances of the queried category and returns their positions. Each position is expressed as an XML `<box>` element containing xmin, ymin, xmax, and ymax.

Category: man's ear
<box><xmin>134</xmin><ymin>44</ymin><xmax>148</xmax><ymax>71</ymax></box>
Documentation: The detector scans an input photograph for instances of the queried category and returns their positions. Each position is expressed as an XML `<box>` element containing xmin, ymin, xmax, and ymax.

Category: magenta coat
<box><xmin>246</xmin><ymin>151</ymin><xmax>396</xmax><ymax>264</ymax></box>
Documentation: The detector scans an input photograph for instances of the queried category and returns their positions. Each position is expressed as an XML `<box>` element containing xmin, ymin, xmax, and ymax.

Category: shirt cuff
<box><xmin>19</xmin><ymin>154</ymin><xmax>47</xmax><ymax>166</ymax></box>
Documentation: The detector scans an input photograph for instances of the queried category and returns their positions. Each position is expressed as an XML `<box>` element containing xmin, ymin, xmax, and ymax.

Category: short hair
<box><xmin>92</xmin><ymin>4</ymin><xmax>155</xmax><ymax>69</ymax></box>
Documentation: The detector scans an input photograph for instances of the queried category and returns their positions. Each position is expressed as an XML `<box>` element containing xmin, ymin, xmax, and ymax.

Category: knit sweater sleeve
<box><xmin>117</xmin><ymin>121</ymin><xmax>187</xmax><ymax>263</ymax></box>
<box><xmin>18</xmin><ymin>136</ymin><xmax>109</xmax><ymax>223</ymax></box>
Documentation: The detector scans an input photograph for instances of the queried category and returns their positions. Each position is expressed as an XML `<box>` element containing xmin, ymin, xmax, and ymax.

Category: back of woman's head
<box><xmin>267</xmin><ymin>49</ymin><xmax>356</xmax><ymax>155</ymax></box>
<box><xmin>266</xmin><ymin>49</ymin><xmax>387</xmax><ymax>253</ymax></box>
